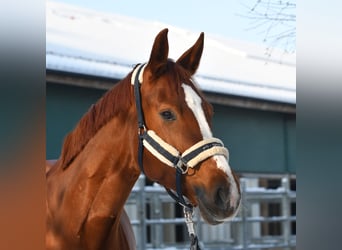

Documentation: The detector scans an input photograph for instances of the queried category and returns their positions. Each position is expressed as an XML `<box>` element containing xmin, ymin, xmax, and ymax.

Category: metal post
<box><xmin>195</xmin><ymin>207</ymin><xmax>202</xmax><ymax>245</ymax></box>
<box><xmin>239</xmin><ymin>178</ymin><xmax>248</xmax><ymax>249</ymax></box>
<box><xmin>281</xmin><ymin>176</ymin><xmax>291</xmax><ymax>250</ymax></box>
<box><xmin>151</xmin><ymin>191</ymin><xmax>162</xmax><ymax>248</ymax></box>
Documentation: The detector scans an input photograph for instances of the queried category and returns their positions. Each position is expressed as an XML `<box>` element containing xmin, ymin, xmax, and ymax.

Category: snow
<box><xmin>46</xmin><ymin>1</ymin><xmax>296</xmax><ymax>104</ymax></box>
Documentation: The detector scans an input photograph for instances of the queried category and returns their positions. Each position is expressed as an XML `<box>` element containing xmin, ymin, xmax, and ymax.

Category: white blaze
<box><xmin>182</xmin><ymin>84</ymin><xmax>212</xmax><ymax>139</ymax></box>
<box><xmin>182</xmin><ymin>83</ymin><xmax>240</xmax><ymax>208</ymax></box>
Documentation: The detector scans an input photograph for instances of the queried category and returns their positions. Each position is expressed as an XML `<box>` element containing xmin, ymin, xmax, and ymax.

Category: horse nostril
<box><xmin>215</xmin><ymin>186</ymin><xmax>230</xmax><ymax>209</ymax></box>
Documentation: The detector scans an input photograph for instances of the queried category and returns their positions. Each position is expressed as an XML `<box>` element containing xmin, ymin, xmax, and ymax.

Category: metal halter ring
<box><xmin>176</xmin><ymin>159</ymin><xmax>189</xmax><ymax>174</ymax></box>
<box><xmin>138</xmin><ymin>125</ymin><xmax>147</xmax><ymax>136</ymax></box>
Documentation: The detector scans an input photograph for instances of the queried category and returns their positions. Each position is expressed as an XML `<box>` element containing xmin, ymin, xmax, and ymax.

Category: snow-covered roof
<box><xmin>46</xmin><ymin>1</ymin><xmax>296</xmax><ymax>104</ymax></box>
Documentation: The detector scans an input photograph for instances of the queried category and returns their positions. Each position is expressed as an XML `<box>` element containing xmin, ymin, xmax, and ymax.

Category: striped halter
<box><xmin>131</xmin><ymin>63</ymin><xmax>229</xmax><ymax>208</ymax></box>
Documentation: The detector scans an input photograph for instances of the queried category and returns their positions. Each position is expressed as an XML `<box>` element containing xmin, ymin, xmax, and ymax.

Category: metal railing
<box><xmin>125</xmin><ymin>174</ymin><xmax>296</xmax><ymax>250</ymax></box>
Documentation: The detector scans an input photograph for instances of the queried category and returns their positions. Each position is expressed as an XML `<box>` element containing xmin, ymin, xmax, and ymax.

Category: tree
<box><xmin>240</xmin><ymin>0</ymin><xmax>296</xmax><ymax>55</ymax></box>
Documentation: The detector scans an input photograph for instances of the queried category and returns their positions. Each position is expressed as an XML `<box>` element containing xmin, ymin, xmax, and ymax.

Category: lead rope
<box><xmin>183</xmin><ymin>206</ymin><xmax>201</xmax><ymax>250</ymax></box>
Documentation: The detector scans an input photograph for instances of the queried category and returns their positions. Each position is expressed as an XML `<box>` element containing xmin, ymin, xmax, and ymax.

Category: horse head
<box><xmin>133</xmin><ymin>29</ymin><xmax>241</xmax><ymax>225</ymax></box>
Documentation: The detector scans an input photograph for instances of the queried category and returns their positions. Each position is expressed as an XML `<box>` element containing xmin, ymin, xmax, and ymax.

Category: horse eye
<box><xmin>159</xmin><ymin>110</ymin><xmax>176</xmax><ymax>121</ymax></box>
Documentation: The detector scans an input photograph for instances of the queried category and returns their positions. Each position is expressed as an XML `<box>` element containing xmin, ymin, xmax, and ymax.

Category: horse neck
<box><xmin>78</xmin><ymin>118</ymin><xmax>140</xmax><ymax>245</ymax></box>
<box><xmin>47</xmin><ymin>96</ymin><xmax>140</xmax><ymax>248</ymax></box>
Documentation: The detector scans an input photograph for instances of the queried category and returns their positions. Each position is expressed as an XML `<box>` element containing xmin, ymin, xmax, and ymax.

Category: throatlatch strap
<box><xmin>132</xmin><ymin>63</ymin><xmax>147</xmax><ymax>174</ymax></box>
<box><xmin>132</xmin><ymin>64</ymin><xmax>147</xmax><ymax>129</ymax></box>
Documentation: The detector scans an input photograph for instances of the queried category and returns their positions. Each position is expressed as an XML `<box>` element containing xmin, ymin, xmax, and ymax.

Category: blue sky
<box><xmin>53</xmin><ymin>0</ymin><xmax>290</xmax><ymax>49</ymax></box>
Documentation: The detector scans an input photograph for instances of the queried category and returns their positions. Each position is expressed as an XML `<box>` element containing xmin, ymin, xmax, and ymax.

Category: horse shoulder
<box><xmin>105</xmin><ymin>209</ymin><xmax>136</xmax><ymax>250</ymax></box>
<box><xmin>119</xmin><ymin>209</ymin><xmax>136</xmax><ymax>250</ymax></box>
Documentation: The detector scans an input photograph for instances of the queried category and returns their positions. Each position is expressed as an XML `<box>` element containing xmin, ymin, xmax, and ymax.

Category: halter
<box><xmin>132</xmin><ymin>63</ymin><xmax>228</xmax><ymax>206</ymax></box>
<box><xmin>132</xmin><ymin>63</ymin><xmax>228</xmax><ymax>248</ymax></box>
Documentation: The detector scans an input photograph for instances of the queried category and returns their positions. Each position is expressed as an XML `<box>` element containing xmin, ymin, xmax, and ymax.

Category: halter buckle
<box><xmin>176</xmin><ymin>159</ymin><xmax>189</xmax><ymax>174</ymax></box>
<box><xmin>138</xmin><ymin>125</ymin><xmax>147</xmax><ymax>136</ymax></box>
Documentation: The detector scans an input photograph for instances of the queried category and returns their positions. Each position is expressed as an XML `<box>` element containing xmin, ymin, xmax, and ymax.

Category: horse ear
<box><xmin>176</xmin><ymin>32</ymin><xmax>204</xmax><ymax>75</ymax></box>
<box><xmin>147</xmin><ymin>28</ymin><xmax>169</xmax><ymax>76</ymax></box>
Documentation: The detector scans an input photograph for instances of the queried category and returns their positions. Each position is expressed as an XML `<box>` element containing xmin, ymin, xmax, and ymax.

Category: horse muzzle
<box><xmin>194</xmin><ymin>166</ymin><xmax>241</xmax><ymax>225</ymax></box>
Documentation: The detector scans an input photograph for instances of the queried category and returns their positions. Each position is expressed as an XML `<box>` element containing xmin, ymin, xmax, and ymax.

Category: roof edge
<box><xmin>46</xmin><ymin>69</ymin><xmax>296</xmax><ymax>114</ymax></box>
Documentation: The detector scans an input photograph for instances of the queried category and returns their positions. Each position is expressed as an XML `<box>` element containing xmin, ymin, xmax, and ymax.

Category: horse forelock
<box><xmin>150</xmin><ymin>60</ymin><xmax>213</xmax><ymax>125</ymax></box>
<box><xmin>154</xmin><ymin>61</ymin><xmax>199</xmax><ymax>95</ymax></box>
<box><xmin>60</xmin><ymin>75</ymin><xmax>133</xmax><ymax>169</ymax></box>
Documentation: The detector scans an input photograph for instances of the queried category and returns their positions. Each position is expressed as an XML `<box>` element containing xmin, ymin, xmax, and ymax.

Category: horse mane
<box><xmin>60</xmin><ymin>74</ymin><xmax>133</xmax><ymax>169</ymax></box>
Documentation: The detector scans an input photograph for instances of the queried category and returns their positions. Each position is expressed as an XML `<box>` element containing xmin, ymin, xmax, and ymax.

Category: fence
<box><xmin>125</xmin><ymin>174</ymin><xmax>296</xmax><ymax>250</ymax></box>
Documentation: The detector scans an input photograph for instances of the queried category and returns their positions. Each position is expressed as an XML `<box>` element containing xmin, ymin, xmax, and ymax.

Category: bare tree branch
<box><xmin>239</xmin><ymin>0</ymin><xmax>296</xmax><ymax>55</ymax></box>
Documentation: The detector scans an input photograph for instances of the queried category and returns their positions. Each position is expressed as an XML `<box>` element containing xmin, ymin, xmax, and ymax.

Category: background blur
<box><xmin>0</xmin><ymin>0</ymin><xmax>341</xmax><ymax>249</ymax></box>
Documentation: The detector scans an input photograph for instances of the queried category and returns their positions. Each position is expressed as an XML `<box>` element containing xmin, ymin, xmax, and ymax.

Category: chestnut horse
<box><xmin>46</xmin><ymin>29</ymin><xmax>241</xmax><ymax>249</ymax></box>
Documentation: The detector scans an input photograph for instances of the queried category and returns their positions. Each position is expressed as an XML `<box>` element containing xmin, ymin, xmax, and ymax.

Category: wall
<box><xmin>46</xmin><ymin>83</ymin><xmax>105</xmax><ymax>159</ymax></box>
<box><xmin>46</xmin><ymin>82</ymin><xmax>295</xmax><ymax>174</ymax></box>
<box><xmin>212</xmin><ymin>105</ymin><xmax>295</xmax><ymax>174</ymax></box>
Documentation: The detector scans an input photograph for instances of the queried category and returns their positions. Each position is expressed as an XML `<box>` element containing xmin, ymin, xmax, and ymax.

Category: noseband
<box><xmin>131</xmin><ymin>63</ymin><xmax>229</xmax><ymax>208</ymax></box>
